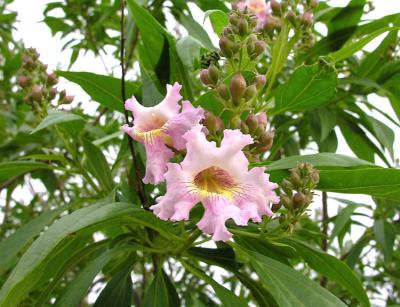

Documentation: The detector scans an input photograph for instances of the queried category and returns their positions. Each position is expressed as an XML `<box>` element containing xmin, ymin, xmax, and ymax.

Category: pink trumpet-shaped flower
<box><xmin>236</xmin><ymin>0</ymin><xmax>271</xmax><ymax>29</ymax></box>
<box><xmin>151</xmin><ymin>125</ymin><xmax>279</xmax><ymax>241</ymax></box>
<box><xmin>121</xmin><ymin>82</ymin><xmax>204</xmax><ymax>184</ymax></box>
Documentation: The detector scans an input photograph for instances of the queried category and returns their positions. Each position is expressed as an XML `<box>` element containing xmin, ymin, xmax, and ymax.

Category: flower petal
<box><xmin>165</xmin><ymin>101</ymin><xmax>205</xmax><ymax>150</ymax></box>
<box><xmin>142</xmin><ymin>137</ymin><xmax>174</xmax><ymax>184</ymax></box>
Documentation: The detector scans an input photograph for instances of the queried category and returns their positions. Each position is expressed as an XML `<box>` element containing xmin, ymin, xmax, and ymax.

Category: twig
<box><xmin>92</xmin><ymin>107</ymin><xmax>108</xmax><ymax>125</ymax></box>
<box><xmin>120</xmin><ymin>0</ymin><xmax>147</xmax><ymax>207</ymax></box>
<box><xmin>320</xmin><ymin>191</ymin><xmax>329</xmax><ymax>287</ymax></box>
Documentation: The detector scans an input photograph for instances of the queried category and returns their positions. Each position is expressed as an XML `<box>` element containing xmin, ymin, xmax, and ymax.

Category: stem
<box><xmin>175</xmin><ymin>228</ymin><xmax>203</xmax><ymax>255</ymax></box>
<box><xmin>120</xmin><ymin>0</ymin><xmax>147</xmax><ymax>207</ymax></box>
<box><xmin>320</xmin><ymin>191</ymin><xmax>329</xmax><ymax>287</ymax></box>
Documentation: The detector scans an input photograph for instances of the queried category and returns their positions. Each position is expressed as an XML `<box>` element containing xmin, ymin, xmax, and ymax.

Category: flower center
<box><xmin>134</xmin><ymin>113</ymin><xmax>172</xmax><ymax>145</ymax></box>
<box><xmin>193</xmin><ymin>166</ymin><xmax>238</xmax><ymax>198</ymax></box>
<box><xmin>248</xmin><ymin>0</ymin><xmax>267</xmax><ymax>13</ymax></box>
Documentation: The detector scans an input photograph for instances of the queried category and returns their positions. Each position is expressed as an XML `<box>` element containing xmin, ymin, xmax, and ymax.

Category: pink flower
<box><xmin>151</xmin><ymin>125</ymin><xmax>279</xmax><ymax>241</ymax></box>
<box><xmin>236</xmin><ymin>0</ymin><xmax>271</xmax><ymax>29</ymax></box>
<box><xmin>121</xmin><ymin>82</ymin><xmax>204</xmax><ymax>184</ymax></box>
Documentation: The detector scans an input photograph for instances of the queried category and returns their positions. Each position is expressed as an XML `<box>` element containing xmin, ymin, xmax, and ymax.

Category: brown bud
<box><xmin>217</xmin><ymin>83</ymin><xmax>230</xmax><ymax>100</ymax></box>
<box><xmin>293</xmin><ymin>192</ymin><xmax>307</xmax><ymax>209</ymax></box>
<box><xmin>231</xmin><ymin>116</ymin><xmax>242</xmax><ymax>129</ymax></box>
<box><xmin>281</xmin><ymin>179</ymin><xmax>294</xmax><ymax>196</ymax></box>
<box><xmin>17</xmin><ymin>76</ymin><xmax>28</xmax><ymax>88</ymax></box>
<box><xmin>259</xmin><ymin>131</ymin><xmax>274</xmax><ymax>147</ymax></box>
<box><xmin>59</xmin><ymin>89</ymin><xmax>66</xmax><ymax>99</ymax></box>
<box><xmin>247</xmin><ymin>38</ymin><xmax>256</xmax><ymax>56</ymax></box>
<box><xmin>271</xmin><ymin>0</ymin><xmax>281</xmax><ymax>15</ymax></box>
<box><xmin>49</xmin><ymin>87</ymin><xmax>58</xmax><ymax>99</ymax></box>
<box><xmin>47</xmin><ymin>73</ymin><xmax>58</xmax><ymax>86</ymax></box>
<box><xmin>272</xmin><ymin>202</ymin><xmax>282</xmax><ymax>212</ymax></box>
<box><xmin>309</xmin><ymin>0</ymin><xmax>319</xmax><ymax>8</ymax></box>
<box><xmin>244</xmin><ymin>85</ymin><xmax>257</xmax><ymax>101</ymax></box>
<box><xmin>286</xmin><ymin>11</ymin><xmax>297</xmax><ymax>26</ymax></box>
<box><xmin>290</xmin><ymin>171</ymin><xmax>302</xmax><ymax>187</ymax></box>
<box><xmin>263</xmin><ymin>15</ymin><xmax>278</xmax><ymax>35</ymax></box>
<box><xmin>200</xmin><ymin>69</ymin><xmax>212</xmax><ymax>86</ymax></box>
<box><xmin>237</xmin><ymin>18</ymin><xmax>249</xmax><ymax>36</ymax></box>
<box><xmin>301</xmin><ymin>11</ymin><xmax>313</xmax><ymax>27</ymax></box>
<box><xmin>245</xmin><ymin>114</ymin><xmax>258</xmax><ymax>132</ymax></box>
<box><xmin>63</xmin><ymin>95</ymin><xmax>74</xmax><ymax>104</ymax></box>
<box><xmin>223</xmin><ymin>26</ymin><xmax>234</xmax><ymax>36</ymax></box>
<box><xmin>241</xmin><ymin>122</ymin><xmax>250</xmax><ymax>134</ymax></box>
<box><xmin>230</xmin><ymin>74</ymin><xmax>247</xmax><ymax>105</ymax></box>
<box><xmin>203</xmin><ymin>112</ymin><xmax>218</xmax><ymax>134</ymax></box>
<box><xmin>219</xmin><ymin>37</ymin><xmax>234</xmax><ymax>58</ymax></box>
<box><xmin>256</xmin><ymin>112</ymin><xmax>268</xmax><ymax>126</ymax></box>
<box><xmin>281</xmin><ymin>195</ymin><xmax>293</xmax><ymax>210</ymax></box>
<box><xmin>311</xmin><ymin>170</ymin><xmax>320</xmax><ymax>185</ymax></box>
<box><xmin>31</xmin><ymin>86</ymin><xmax>43</xmax><ymax>102</ymax></box>
<box><xmin>253</xmin><ymin>40</ymin><xmax>266</xmax><ymax>57</ymax></box>
<box><xmin>208</xmin><ymin>64</ymin><xmax>219</xmax><ymax>84</ymax></box>
<box><xmin>253</xmin><ymin>75</ymin><xmax>266</xmax><ymax>89</ymax></box>
<box><xmin>215</xmin><ymin>116</ymin><xmax>224</xmax><ymax>132</ymax></box>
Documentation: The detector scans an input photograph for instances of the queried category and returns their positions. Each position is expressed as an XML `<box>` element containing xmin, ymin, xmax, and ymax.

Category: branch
<box><xmin>120</xmin><ymin>0</ymin><xmax>147</xmax><ymax>207</ymax></box>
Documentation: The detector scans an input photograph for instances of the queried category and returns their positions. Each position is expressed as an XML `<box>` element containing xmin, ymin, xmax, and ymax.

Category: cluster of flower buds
<box><xmin>273</xmin><ymin>162</ymin><xmax>319</xmax><ymax>218</ymax></box>
<box><xmin>17</xmin><ymin>48</ymin><xmax>74</xmax><ymax>117</ymax></box>
<box><xmin>240</xmin><ymin>112</ymin><xmax>274</xmax><ymax>156</ymax></box>
<box><xmin>202</xmin><ymin>111</ymin><xmax>225</xmax><ymax>139</ymax></box>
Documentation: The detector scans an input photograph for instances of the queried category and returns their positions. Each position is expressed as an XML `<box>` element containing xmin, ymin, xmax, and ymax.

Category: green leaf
<box><xmin>57</xmin><ymin>71</ymin><xmax>138</xmax><ymax>113</ymax></box>
<box><xmin>179</xmin><ymin>13</ymin><xmax>214</xmax><ymax>50</ymax></box>
<box><xmin>176</xmin><ymin>36</ymin><xmax>203</xmax><ymax>69</ymax></box>
<box><xmin>374</xmin><ymin>219</ymin><xmax>396</xmax><ymax>266</ymax></box>
<box><xmin>329</xmin><ymin>26</ymin><xmax>400</xmax><ymax>62</ymax></box>
<box><xmin>56</xmin><ymin>248</ymin><xmax>118</xmax><ymax>307</ymax></box>
<box><xmin>143</xmin><ymin>270</ymin><xmax>180</xmax><ymax>307</ymax></box>
<box><xmin>330</xmin><ymin>204</ymin><xmax>361</xmax><ymax>242</ymax></box>
<box><xmin>180</xmin><ymin>259</ymin><xmax>247</xmax><ymax>307</ymax></box>
<box><xmin>31</xmin><ymin>110</ymin><xmax>84</xmax><ymax>134</ymax></box>
<box><xmin>0</xmin><ymin>161</ymin><xmax>57</xmax><ymax>183</ymax></box>
<box><xmin>0</xmin><ymin>202</ymin><xmax>179</xmax><ymax>307</ymax></box>
<box><xmin>285</xmin><ymin>239</ymin><xmax>370</xmax><ymax>307</ymax></box>
<box><xmin>187</xmin><ymin>247</ymin><xmax>240</xmax><ymax>271</ymax></box>
<box><xmin>204</xmin><ymin>10</ymin><xmax>229</xmax><ymax>36</ymax></box>
<box><xmin>367</xmin><ymin>116</ymin><xmax>395</xmax><ymax>160</ymax></box>
<box><xmin>272</xmin><ymin>62</ymin><xmax>337</xmax><ymax>114</ymax></box>
<box><xmin>82</xmin><ymin>139</ymin><xmax>114</xmax><ymax>193</ymax></box>
<box><xmin>0</xmin><ymin>206</ymin><xmax>66</xmax><ymax>275</ymax></box>
<box><xmin>237</xmin><ymin>247</ymin><xmax>347</xmax><ymax>307</ymax></box>
<box><xmin>93</xmin><ymin>267</ymin><xmax>133</xmax><ymax>307</ymax></box>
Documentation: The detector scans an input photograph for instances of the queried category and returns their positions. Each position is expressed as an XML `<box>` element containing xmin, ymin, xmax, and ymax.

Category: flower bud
<box><xmin>281</xmin><ymin>179</ymin><xmax>293</xmax><ymax>196</ymax></box>
<box><xmin>217</xmin><ymin>83</ymin><xmax>230</xmax><ymax>100</ymax></box>
<box><xmin>263</xmin><ymin>15</ymin><xmax>278</xmax><ymax>35</ymax></box>
<box><xmin>271</xmin><ymin>0</ymin><xmax>281</xmax><ymax>15</ymax></box>
<box><xmin>229</xmin><ymin>13</ymin><xmax>239</xmax><ymax>25</ymax></box>
<box><xmin>47</xmin><ymin>73</ymin><xmax>58</xmax><ymax>86</ymax></box>
<box><xmin>281</xmin><ymin>195</ymin><xmax>293</xmax><ymax>210</ymax></box>
<box><xmin>230</xmin><ymin>74</ymin><xmax>247</xmax><ymax>105</ymax></box>
<box><xmin>286</xmin><ymin>11</ymin><xmax>297</xmax><ymax>26</ymax></box>
<box><xmin>17</xmin><ymin>76</ymin><xmax>29</xmax><ymax>88</ymax></box>
<box><xmin>309</xmin><ymin>0</ymin><xmax>319</xmax><ymax>8</ymax></box>
<box><xmin>59</xmin><ymin>89</ymin><xmax>66</xmax><ymax>99</ymax></box>
<box><xmin>253</xmin><ymin>75</ymin><xmax>266</xmax><ymax>89</ymax></box>
<box><xmin>231</xmin><ymin>116</ymin><xmax>242</xmax><ymax>129</ymax></box>
<box><xmin>311</xmin><ymin>170</ymin><xmax>320</xmax><ymax>185</ymax></box>
<box><xmin>253</xmin><ymin>40</ymin><xmax>266</xmax><ymax>57</ymax></box>
<box><xmin>208</xmin><ymin>64</ymin><xmax>219</xmax><ymax>85</ymax></box>
<box><xmin>203</xmin><ymin>112</ymin><xmax>218</xmax><ymax>134</ymax></box>
<box><xmin>259</xmin><ymin>131</ymin><xmax>274</xmax><ymax>147</ymax></box>
<box><xmin>219</xmin><ymin>37</ymin><xmax>234</xmax><ymax>58</ymax></box>
<box><xmin>237</xmin><ymin>18</ymin><xmax>249</xmax><ymax>36</ymax></box>
<box><xmin>245</xmin><ymin>114</ymin><xmax>258</xmax><ymax>132</ymax></box>
<box><xmin>63</xmin><ymin>95</ymin><xmax>75</xmax><ymax>104</ymax></box>
<box><xmin>31</xmin><ymin>85</ymin><xmax>43</xmax><ymax>102</ymax></box>
<box><xmin>271</xmin><ymin>202</ymin><xmax>282</xmax><ymax>212</ymax></box>
<box><xmin>240</xmin><ymin>122</ymin><xmax>250</xmax><ymax>134</ymax></box>
<box><xmin>200</xmin><ymin>69</ymin><xmax>212</xmax><ymax>86</ymax></box>
<box><xmin>49</xmin><ymin>87</ymin><xmax>58</xmax><ymax>99</ymax></box>
<box><xmin>293</xmin><ymin>192</ymin><xmax>307</xmax><ymax>209</ymax></box>
<box><xmin>301</xmin><ymin>12</ymin><xmax>313</xmax><ymax>27</ymax></box>
<box><xmin>256</xmin><ymin>112</ymin><xmax>268</xmax><ymax>126</ymax></box>
<box><xmin>244</xmin><ymin>85</ymin><xmax>257</xmax><ymax>101</ymax></box>
<box><xmin>223</xmin><ymin>26</ymin><xmax>234</xmax><ymax>36</ymax></box>
<box><xmin>290</xmin><ymin>171</ymin><xmax>302</xmax><ymax>187</ymax></box>
<box><xmin>247</xmin><ymin>38</ymin><xmax>256</xmax><ymax>56</ymax></box>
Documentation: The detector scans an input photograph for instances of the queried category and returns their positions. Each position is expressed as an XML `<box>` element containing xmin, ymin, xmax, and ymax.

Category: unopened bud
<box><xmin>200</xmin><ymin>69</ymin><xmax>212</xmax><ymax>86</ymax></box>
<box><xmin>49</xmin><ymin>87</ymin><xmax>58</xmax><ymax>99</ymax></box>
<box><xmin>229</xmin><ymin>13</ymin><xmax>239</xmax><ymax>25</ymax></box>
<box><xmin>272</xmin><ymin>203</ymin><xmax>282</xmax><ymax>212</ymax></box>
<box><xmin>237</xmin><ymin>18</ymin><xmax>249</xmax><ymax>36</ymax></box>
<box><xmin>271</xmin><ymin>0</ymin><xmax>281</xmax><ymax>15</ymax></box>
<box><xmin>290</xmin><ymin>171</ymin><xmax>302</xmax><ymax>187</ymax></box>
<box><xmin>281</xmin><ymin>195</ymin><xmax>293</xmax><ymax>210</ymax></box>
<box><xmin>301</xmin><ymin>11</ymin><xmax>313</xmax><ymax>27</ymax></box>
<box><xmin>59</xmin><ymin>89</ymin><xmax>66</xmax><ymax>99</ymax></box>
<box><xmin>241</xmin><ymin>122</ymin><xmax>250</xmax><ymax>134</ymax></box>
<box><xmin>17</xmin><ymin>76</ymin><xmax>28</xmax><ymax>88</ymax></box>
<box><xmin>286</xmin><ymin>11</ymin><xmax>297</xmax><ymax>26</ymax></box>
<box><xmin>219</xmin><ymin>37</ymin><xmax>234</xmax><ymax>58</ymax></box>
<box><xmin>208</xmin><ymin>64</ymin><xmax>219</xmax><ymax>84</ymax></box>
<box><xmin>230</xmin><ymin>74</ymin><xmax>247</xmax><ymax>105</ymax></box>
<box><xmin>245</xmin><ymin>114</ymin><xmax>258</xmax><ymax>132</ymax></box>
<box><xmin>254</xmin><ymin>75</ymin><xmax>266</xmax><ymax>89</ymax></box>
<box><xmin>293</xmin><ymin>192</ymin><xmax>307</xmax><ymax>209</ymax></box>
<box><xmin>281</xmin><ymin>179</ymin><xmax>293</xmax><ymax>195</ymax></box>
<box><xmin>231</xmin><ymin>116</ymin><xmax>242</xmax><ymax>129</ymax></box>
<box><xmin>47</xmin><ymin>73</ymin><xmax>58</xmax><ymax>85</ymax></box>
<box><xmin>253</xmin><ymin>41</ymin><xmax>266</xmax><ymax>57</ymax></box>
<box><xmin>309</xmin><ymin>0</ymin><xmax>319</xmax><ymax>8</ymax></box>
<box><xmin>244</xmin><ymin>85</ymin><xmax>257</xmax><ymax>101</ymax></box>
<box><xmin>217</xmin><ymin>83</ymin><xmax>230</xmax><ymax>100</ymax></box>
<box><xmin>247</xmin><ymin>38</ymin><xmax>256</xmax><ymax>56</ymax></box>
<box><xmin>63</xmin><ymin>95</ymin><xmax>74</xmax><ymax>104</ymax></box>
<box><xmin>31</xmin><ymin>86</ymin><xmax>43</xmax><ymax>102</ymax></box>
<box><xmin>263</xmin><ymin>16</ymin><xmax>278</xmax><ymax>35</ymax></box>
<box><xmin>203</xmin><ymin>112</ymin><xmax>218</xmax><ymax>134</ymax></box>
<box><xmin>256</xmin><ymin>112</ymin><xmax>268</xmax><ymax>126</ymax></box>
<box><xmin>311</xmin><ymin>170</ymin><xmax>320</xmax><ymax>185</ymax></box>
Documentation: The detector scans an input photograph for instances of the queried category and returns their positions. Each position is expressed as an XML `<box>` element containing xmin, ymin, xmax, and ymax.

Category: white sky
<box><xmin>2</xmin><ymin>1</ymin><xmax>400</xmax><ymax>305</ymax></box>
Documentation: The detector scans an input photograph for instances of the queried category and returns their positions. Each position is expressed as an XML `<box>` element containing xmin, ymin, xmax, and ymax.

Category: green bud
<box><xmin>272</xmin><ymin>202</ymin><xmax>282</xmax><ymax>212</ymax></box>
<box><xmin>223</xmin><ymin>26</ymin><xmax>234</xmax><ymax>36</ymax></box>
<box><xmin>229</xmin><ymin>13</ymin><xmax>239</xmax><ymax>25</ymax></box>
<box><xmin>240</xmin><ymin>122</ymin><xmax>250</xmax><ymax>134</ymax></box>
<box><xmin>293</xmin><ymin>192</ymin><xmax>307</xmax><ymax>209</ymax></box>
<box><xmin>309</xmin><ymin>0</ymin><xmax>319</xmax><ymax>8</ymax></box>
<box><xmin>244</xmin><ymin>85</ymin><xmax>257</xmax><ymax>101</ymax></box>
<box><xmin>203</xmin><ymin>112</ymin><xmax>218</xmax><ymax>134</ymax></box>
<box><xmin>286</xmin><ymin>11</ymin><xmax>297</xmax><ymax>27</ymax></box>
<box><xmin>281</xmin><ymin>195</ymin><xmax>293</xmax><ymax>210</ymax></box>
<box><xmin>217</xmin><ymin>83</ymin><xmax>230</xmax><ymax>100</ymax></box>
<box><xmin>237</xmin><ymin>18</ymin><xmax>249</xmax><ymax>36</ymax></box>
<box><xmin>271</xmin><ymin>0</ymin><xmax>281</xmax><ymax>16</ymax></box>
<box><xmin>208</xmin><ymin>64</ymin><xmax>219</xmax><ymax>85</ymax></box>
<box><xmin>230</xmin><ymin>74</ymin><xmax>247</xmax><ymax>105</ymax></box>
<box><xmin>253</xmin><ymin>40</ymin><xmax>266</xmax><ymax>57</ymax></box>
<box><xmin>290</xmin><ymin>171</ymin><xmax>302</xmax><ymax>187</ymax></box>
<box><xmin>247</xmin><ymin>38</ymin><xmax>255</xmax><ymax>56</ymax></box>
<box><xmin>245</xmin><ymin>114</ymin><xmax>258</xmax><ymax>132</ymax></box>
<box><xmin>281</xmin><ymin>179</ymin><xmax>294</xmax><ymax>196</ymax></box>
<box><xmin>219</xmin><ymin>36</ymin><xmax>234</xmax><ymax>58</ymax></box>
<box><xmin>31</xmin><ymin>85</ymin><xmax>43</xmax><ymax>102</ymax></box>
<box><xmin>231</xmin><ymin>115</ymin><xmax>242</xmax><ymax>129</ymax></box>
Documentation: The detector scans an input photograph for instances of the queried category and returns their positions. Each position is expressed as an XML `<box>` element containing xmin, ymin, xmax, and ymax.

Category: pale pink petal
<box><xmin>165</xmin><ymin>101</ymin><xmax>205</xmax><ymax>150</ymax></box>
<box><xmin>221</xmin><ymin>129</ymin><xmax>253</xmax><ymax>156</ymax></box>
<box><xmin>157</xmin><ymin>82</ymin><xmax>182</xmax><ymax>117</ymax></box>
<box><xmin>150</xmin><ymin>164</ymin><xmax>199</xmax><ymax>220</ymax></box>
<box><xmin>142</xmin><ymin>137</ymin><xmax>174</xmax><ymax>184</ymax></box>
<box><xmin>236</xmin><ymin>1</ymin><xmax>247</xmax><ymax>10</ymax></box>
